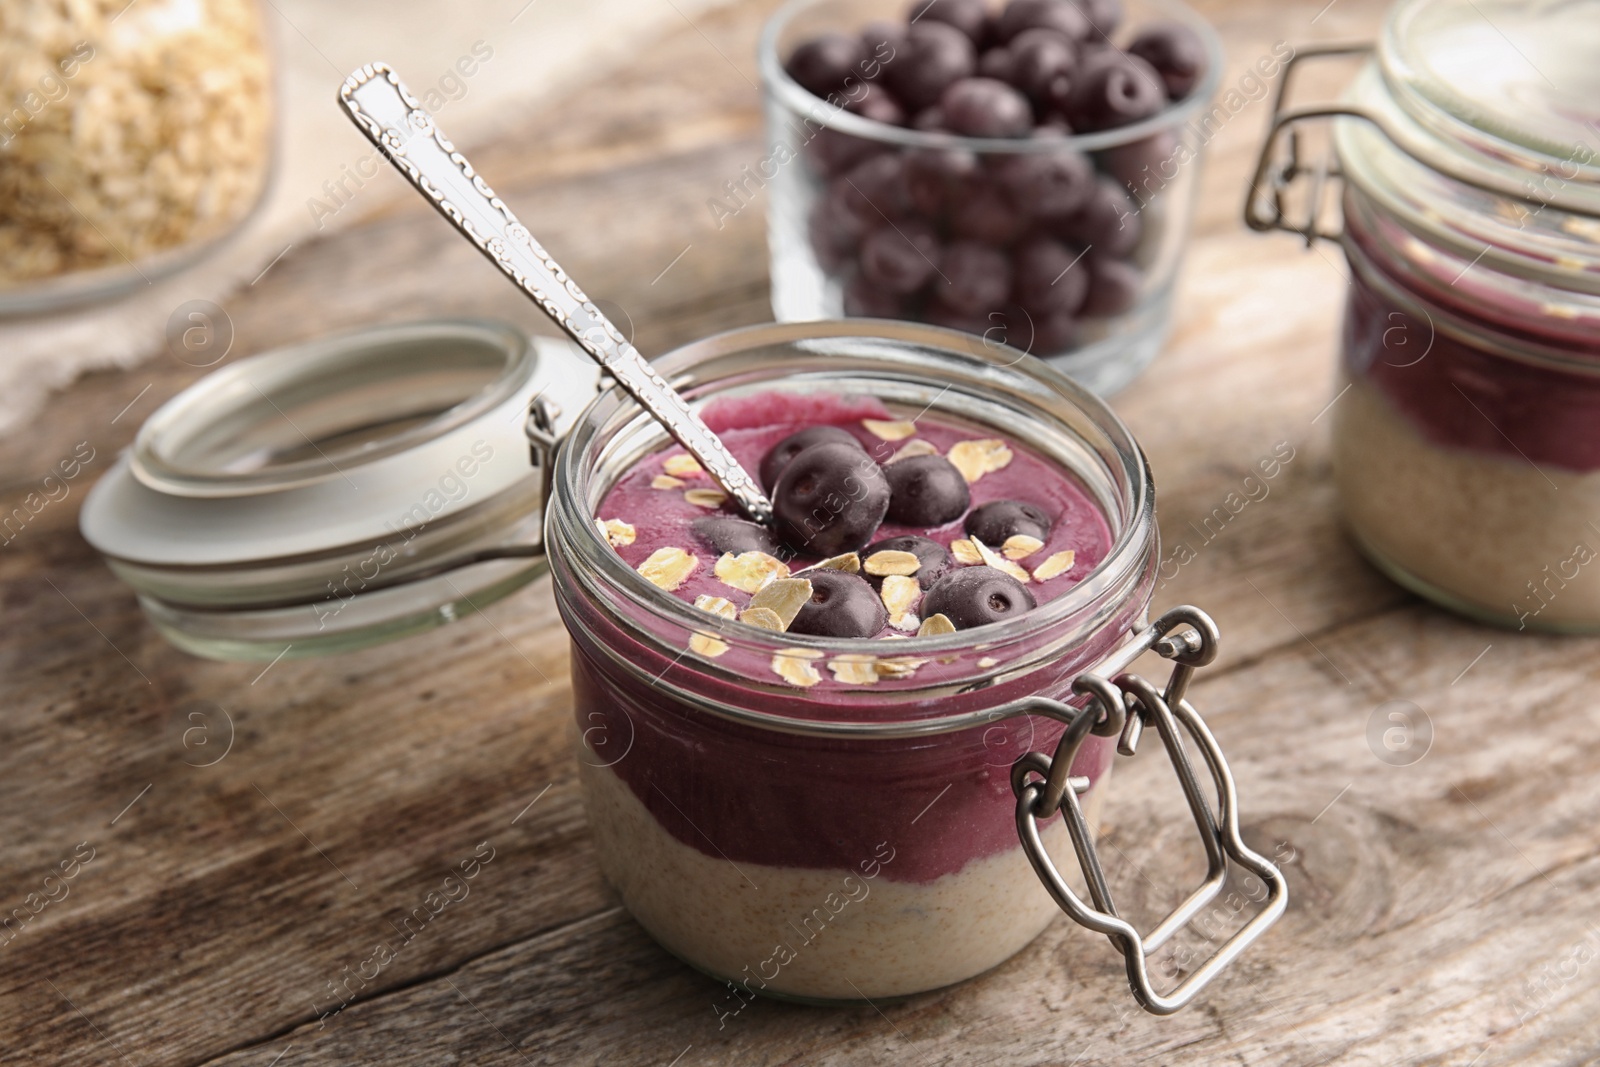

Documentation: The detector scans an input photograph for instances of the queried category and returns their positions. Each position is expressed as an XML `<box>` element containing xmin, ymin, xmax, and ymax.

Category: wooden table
<box><xmin>4</xmin><ymin>1</ymin><xmax>1597</xmax><ymax>1063</ymax></box>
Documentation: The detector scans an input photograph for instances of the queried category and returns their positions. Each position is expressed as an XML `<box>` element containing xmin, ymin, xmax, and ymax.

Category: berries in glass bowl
<box><xmin>758</xmin><ymin>0</ymin><xmax>1220</xmax><ymax>394</ymax></box>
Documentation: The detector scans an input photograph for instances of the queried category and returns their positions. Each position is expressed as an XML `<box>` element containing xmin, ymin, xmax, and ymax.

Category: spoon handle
<box><xmin>339</xmin><ymin>63</ymin><xmax>773</xmax><ymax>524</ymax></box>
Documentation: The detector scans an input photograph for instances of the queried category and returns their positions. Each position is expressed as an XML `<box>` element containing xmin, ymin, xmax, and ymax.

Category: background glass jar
<box><xmin>758</xmin><ymin>0</ymin><xmax>1223</xmax><ymax>395</ymax></box>
<box><xmin>1246</xmin><ymin>0</ymin><xmax>1600</xmax><ymax>632</ymax></box>
<box><xmin>0</xmin><ymin>0</ymin><xmax>276</xmax><ymax>313</ymax></box>
<box><xmin>547</xmin><ymin>320</ymin><xmax>1284</xmax><ymax>1011</ymax></box>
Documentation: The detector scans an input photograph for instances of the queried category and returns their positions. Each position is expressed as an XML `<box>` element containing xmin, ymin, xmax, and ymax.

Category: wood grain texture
<box><xmin>3</xmin><ymin>0</ymin><xmax>1596</xmax><ymax>1064</ymax></box>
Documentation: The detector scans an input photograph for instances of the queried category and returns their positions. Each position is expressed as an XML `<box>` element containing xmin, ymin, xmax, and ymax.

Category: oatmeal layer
<box><xmin>1334</xmin><ymin>376</ymin><xmax>1600</xmax><ymax>630</ymax></box>
<box><xmin>580</xmin><ymin>754</ymin><xmax>1105</xmax><ymax>1001</ymax></box>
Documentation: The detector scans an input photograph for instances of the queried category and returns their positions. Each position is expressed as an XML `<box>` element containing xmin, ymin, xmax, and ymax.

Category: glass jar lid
<box><xmin>1380</xmin><ymin>0</ymin><xmax>1600</xmax><ymax>199</ymax></box>
<box><xmin>80</xmin><ymin>318</ymin><xmax>599</xmax><ymax>659</ymax></box>
<box><xmin>1338</xmin><ymin>0</ymin><xmax>1600</xmax><ymax>221</ymax></box>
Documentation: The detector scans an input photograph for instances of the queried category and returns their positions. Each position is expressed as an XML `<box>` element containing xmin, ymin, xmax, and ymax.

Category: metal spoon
<box><xmin>338</xmin><ymin>62</ymin><xmax>774</xmax><ymax>524</ymax></box>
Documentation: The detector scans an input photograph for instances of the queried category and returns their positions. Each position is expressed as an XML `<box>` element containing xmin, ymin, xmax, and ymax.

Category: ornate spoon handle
<box><xmin>339</xmin><ymin>62</ymin><xmax>773</xmax><ymax>524</ymax></box>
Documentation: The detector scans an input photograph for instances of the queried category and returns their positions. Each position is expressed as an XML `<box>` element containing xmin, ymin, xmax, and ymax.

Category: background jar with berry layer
<box><xmin>1248</xmin><ymin>0</ymin><xmax>1600</xmax><ymax>632</ymax></box>
<box><xmin>757</xmin><ymin>0</ymin><xmax>1222</xmax><ymax>396</ymax></box>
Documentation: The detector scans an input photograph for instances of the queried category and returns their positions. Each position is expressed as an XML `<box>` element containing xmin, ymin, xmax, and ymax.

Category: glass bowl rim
<box><xmin>757</xmin><ymin>0</ymin><xmax>1226</xmax><ymax>156</ymax></box>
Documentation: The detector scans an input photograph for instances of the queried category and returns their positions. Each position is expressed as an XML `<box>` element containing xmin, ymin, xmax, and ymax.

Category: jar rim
<box><xmin>547</xmin><ymin>319</ymin><xmax>1157</xmax><ymax>670</ymax></box>
<box><xmin>756</xmin><ymin>0</ymin><xmax>1225</xmax><ymax>156</ymax></box>
<box><xmin>1379</xmin><ymin>0</ymin><xmax>1600</xmax><ymax>188</ymax></box>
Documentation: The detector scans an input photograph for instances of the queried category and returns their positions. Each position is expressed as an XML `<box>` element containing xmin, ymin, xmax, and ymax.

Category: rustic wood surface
<box><xmin>3</xmin><ymin>1</ymin><xmax>1597</xmax><ymax>1064</ymax></box>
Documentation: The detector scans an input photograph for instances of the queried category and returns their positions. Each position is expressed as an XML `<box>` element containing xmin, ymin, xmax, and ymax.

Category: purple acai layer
<box><xmin>598</xmin><ymin>391</ymin><xmax>1112</xmax><ymax>624</ymax></box>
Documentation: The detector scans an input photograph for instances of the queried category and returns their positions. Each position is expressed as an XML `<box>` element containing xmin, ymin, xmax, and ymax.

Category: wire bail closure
<box><xmin>1010</xmin><ymin>606</ymin><xmax>1288</xmax><ymax>1015</ymax></box>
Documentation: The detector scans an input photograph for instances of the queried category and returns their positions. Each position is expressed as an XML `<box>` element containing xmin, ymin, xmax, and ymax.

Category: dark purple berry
<box><xmin>1052</xmin><ymin>176</ymin><xmax>1140</xmax><ymax>257</ymax></box>
<box><xmin>884</xmin><ymin>454</ymin><xmax>971</xmax><ymax>526</ymax></box>
<box><xmin>1078</xmin><ymin>0</ymin><xmax>1124</xmax><ymax>39</ymax></box>
<box><xmin>773</xmin><ymin>442</ymin><xmax>891</xmax><ymax>556</ymax></box>
<box><xmin>809</xmin><ymin>193</ymin><xmax>868</xmax><ymax>272</ymax></box>
<box><xmin>787</xmin><ymin>34</ymin><xmax>869</xmax><ymax>98</ymax></box>
<box><xmin>1127</xmin><ymin>21</ymin><xmax>1206</xmax><ymax>100</ymax></box>
<box><xmin>977</xmin><ymin>47</ymin><xmax>1018</xmax><ymax>82</ymax></box>
<box><xmin>864</xmin><ymin>534</ymin><xmax>951</xmax><ymax>589</ymax></box>
<box><xmin>990</xmin><ymin>148</ymin><xmax>1095</xmax><ymax>219</ymax></box>
<box><xmin>966</xmin><ymin>499</ymin><xmax>1052</xmax><ymax>543</ymax></box>
<box><xmin>983</xmin><ymin>303</ymin><xmax>1039</xmax><ymax>353</ymax></box>
<box><xmin>1029</xmin><ymin>307</ymin><xmax>1080</xmax><ymax>352</ymax></box>
<box><xmin>904</xmin><ymin>146</ymin><xmax>980</xmax><ymax>214</ymax></box>
<box><xmin>948</xmin><ymin>180</ymin><xmax>1025</xmax><ymax>245</ymax></box>
<box><xmin>836</xmin><ymin>153</ymin><xmax>913</xmax><ymax>221</ymax></box>
<box><xmin>911</xmin><ymin>106</ymin><xmax>948</xmax><ymax>131</ymax></box>
<box><xmin>923</xmin><ymin>565</ymin><xmax>1037</xmax><ymax>629</ymax></box>
<box><xmin>925</xmin><ymin>300</ymin><xmax>1000</xmax><ymax>340</ymax></box>
<box><xmin>859</xmin><ymin>221</ymin><xmax>942</xmax><ymax>294</ymax></box>
<box><xmin>806</xmin><ymin>129</ymin><xmax>883</xmax><ymax>177</ymax></box>
<box><xmin>692</xmin><ymin>516</ymin><xmax>787</xmax><ymax>558</ymax></box>
<box><xmin>885</xmin><ymin>21</ymin><xmax>976</xmax><ymax>112</ymax></box>
<box><xmin>845</xmin><ymin>83</ymin><xmax>908</xmax><ymax>125</ymax></box>
<box><xmin>844</xmin><ymin>274</ymin><xmax>907</xmax><ymax>318</ymax></box>
<box><xmin>761</xmin><ymin>425</ymin><xmax>865</xmax><ymax>489</ymax></box>
<box><xmin>862</xmin><ymin>20</ymin><xmax>908</xmax><ymax>59</ymax></box>
<box><xmin>788</xmin><ymin>570</ymin><xmax>889</xmax><ymax>638</ymax></box>
<box><xmin>1098</xmin><ymin>131</ymin><xmax>1179</xmax><ymax>191</ymax></box>
<box><xmin>938</xmin><ymin>240</ymin><xmax>1014</xmax><ymax>315</ymax></box>
<box><xmin>908</xmin><ymin>0</ymin><xmax>990</xmax><ymax>43</ymax></box>
<box><xmin>940</xmin><ymin>78</ymin><xmax>1034</xmax><ymax>138</ymax></box>
<box><xmin>1013</xmin><ymin>236</ymin><xmax>1089</xmax><ymax>314</ymax></box>
<box><xmin>1080</xmin><ymin>256</ymin><xmax>1142</xmax><ymax>317</ymax></box>
<box><xmin>996</xmin><ymin>0</ymin><xmax>1090</xmax><ymax>44</ymax></box>
<box><xmin>1009</xmin><ymin>28</ymin><xmax>1078</xmax><ymax>108</ymax></box>
<box><xmin>925</xmin><ymin>300</ymin><xmax>993</xmax><ymax>336</ymax></box>
<box><xmin>1063</xmin><ymin>49</ymin><xmax>1166</xmax><ymax>132</ymax></box>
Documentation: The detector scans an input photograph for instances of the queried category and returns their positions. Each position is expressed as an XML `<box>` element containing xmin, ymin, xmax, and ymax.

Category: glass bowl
<box><xmin>758</xmin><ymin>0</ymin><xmax>1223</xmax><ymax>394</ymax></box>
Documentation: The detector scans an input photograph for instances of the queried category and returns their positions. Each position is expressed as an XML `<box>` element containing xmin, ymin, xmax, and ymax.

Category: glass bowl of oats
<box><xmin>0</xmin><ymin>0</ymin><xmax>275</xmax><ymax>313</ymax></box>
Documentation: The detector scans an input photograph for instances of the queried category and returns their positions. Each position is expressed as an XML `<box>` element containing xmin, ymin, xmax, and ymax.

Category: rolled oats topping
<box><xmin>638</xmin><ymin>547</ymin><xmax>699</xmax><ymax>591</ymax></box>
<box><xmin>740</xmin><ymin>606</ymin><xmax>787</xmax><ymax>632</ymax></box>
<box><xmin>715</xmin><ymin>551</ymin><xmax>791</xmax><ymax>594</ymax></box>
<box><xmin>663</xmin><ymin>454</ymin><xmax>704</xmax><ymax>478</ymax></box>
<box><xmin>947</xmin><ymin>439</ymin><xmax>1014</xmax><ymax>483</ymax></box>
<box><xmin>862</xmin><ymin>418</ymin><xmax>919</xmax><ymax>441</ymax></box>
<box><xmin>684</xmin><ymin>488</ymin><xmax>729</xmax><ymax>509</ymax></box>
<box><xmin>972</xmin><ymin>538</ymin><xmax>1033</xmax><ymax>584</ymax></box>
<box><xmin>879</xmin><ymin>574</ymin><xmax>921</xmax><ymax>629</ymax></box>
<box><xmin>748</xmin><ymin>577</ymin><xmax>813</xmax><ymax>630</ymax></box>
<box><xmin>692</xmin><ymin>595</ymin><xmax>738</xmax><ymax>620</ymax></box>
<box><xmin>827</xmin><ymin>654</ymin><xmax>881</xmax><ymax>685</ymax></box>
<box><xmin>887</xmin><ymin>439</ymin><xmax>939</xmax><ymax>463</ymax></box>
<box><xmin>950</xmin><ymin>538</ymin><xmax>984</xmax><ymax>565</ymax></box>
<box><xmin>598</xmin><ymin>518</ymin><xmax>637</xmax><ymax>547</ymax></box>
<box><xmin>1001</xmin><ymin>535</ymin><xmax>1045</xmax><ymax>560</ymax></box>
<box><xmin>771</xmin><ymin>648</ymin><xmax>824</xmax><ymax>687</ymax></box>
<box><xmin>1032</xmin><ymin>550</ymin><xmax>1078</xmax><ymax>581</ymax></box>
<box><xmin>862</xmin><ymin>550</ymin><xmax>922</xmax><ymax>577</ymax></box>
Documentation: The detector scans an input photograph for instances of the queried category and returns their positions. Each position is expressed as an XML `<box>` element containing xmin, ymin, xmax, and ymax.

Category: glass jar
<box><xmin>757</xmin><ymin>0</ymin><xmax>1223</xmax><ymax>395</ymax></box>
<box><xmin>545</xmin><ymin>319</ymin><xmax>1283</xmax><ymax>1010</ymax></box>
<box><xmin>0</xmin><ymin>0</ymin><xmax>276</xmax><ymax>313</ymax></box>
<box><xmin>1246</xmin><ymin>0</ymin><xmax>1600</xmax><ymax>632</ymax></box>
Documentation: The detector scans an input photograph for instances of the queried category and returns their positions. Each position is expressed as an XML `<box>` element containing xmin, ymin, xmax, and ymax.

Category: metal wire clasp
<box><xmin>1242</xmin><ymin>43</ymin><xmax>1374</xmax><ymax>246</ymax></box>
<box><xmin>1010</xmin><ymin>606</ymin><xmax>1288</xmax><ymax>1015</ymax></box>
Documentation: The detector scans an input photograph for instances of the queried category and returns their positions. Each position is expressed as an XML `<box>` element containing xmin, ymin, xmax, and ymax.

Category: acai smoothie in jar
<box><xmin>545</xmin><ymin>319</ymin><xmax>1284</xmax><ymax>1011</ymax></box>
<box><xmin>1246</xmin><ymin>0</ymin><xmax>1600</xmax><ymax>631</ymax></box>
